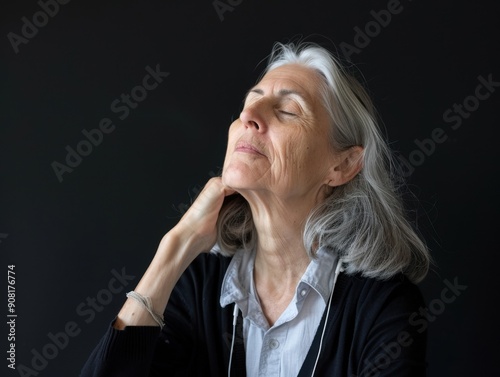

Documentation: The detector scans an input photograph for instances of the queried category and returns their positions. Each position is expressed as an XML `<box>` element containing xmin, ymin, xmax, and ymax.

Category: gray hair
<box><xmin>214</xmin><ymin>41</ymin><xmax>431</xmax><ymax>284</ymax></box>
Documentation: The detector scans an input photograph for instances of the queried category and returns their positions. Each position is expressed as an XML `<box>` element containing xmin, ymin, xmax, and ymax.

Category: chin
<box><xmin>222</xmin><ymin>166</ymin><xmax>258</xmax><ymax>190</ymax></box>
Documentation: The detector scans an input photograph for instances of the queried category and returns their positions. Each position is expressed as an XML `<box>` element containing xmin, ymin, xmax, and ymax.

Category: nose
<box><xmin>239</xmin><ymin>102</ymin><xmax>267</xmax><ymax>132</ymax></box>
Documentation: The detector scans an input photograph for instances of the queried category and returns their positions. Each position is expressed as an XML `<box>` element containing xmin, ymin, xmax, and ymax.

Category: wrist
<box><xmin>167</xmin><ymin>223</ymin><xmax>215</xmax><ymax>256</ymax></box>
<box><xmin>157</xmin><ymin>227</ymin><xmax>201</xmax><ymax>268</ymax></box>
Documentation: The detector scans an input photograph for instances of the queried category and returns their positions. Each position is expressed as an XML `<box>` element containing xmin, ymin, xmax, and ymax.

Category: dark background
<box><xmin>1</xmin><ymin>0</ymin><xmax>499</xmax><ymax>375</ymax></box>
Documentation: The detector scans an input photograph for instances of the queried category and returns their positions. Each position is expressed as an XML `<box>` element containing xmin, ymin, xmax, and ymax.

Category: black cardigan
<box><xmin>80</xmin><ymin>252</ymin><xmax>427</xmax><ymax>377</ymax></box>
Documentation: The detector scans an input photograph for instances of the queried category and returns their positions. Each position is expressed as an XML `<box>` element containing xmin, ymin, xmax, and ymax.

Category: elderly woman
<box><xmin>81</xmin><ymin>41</ymin><xmax>430</xmax><ymax>377</ymax></box>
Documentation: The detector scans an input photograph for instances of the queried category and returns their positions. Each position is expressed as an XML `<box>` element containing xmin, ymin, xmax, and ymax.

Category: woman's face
<box><xmin>222</xmin><ymin>64</ymin><xmax>339</xmax><ymax>202</ymax></box>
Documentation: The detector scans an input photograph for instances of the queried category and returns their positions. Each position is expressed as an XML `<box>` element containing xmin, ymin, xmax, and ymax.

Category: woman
<box><xmin>81</xmin><ymin>41</ymin><xmax>431</xmax><ymax>377</ymax></box>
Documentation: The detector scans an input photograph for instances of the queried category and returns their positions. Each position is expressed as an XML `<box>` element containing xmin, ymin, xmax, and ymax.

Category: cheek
<box><xmin>274</xmin><ymin>134</ymin><xmax>307</xmax><ymax>176</ymax></box>
<box><xmin>277</xmin><ymin>134</ymin><xmax>330</xmax><ymax>180</ymax></box>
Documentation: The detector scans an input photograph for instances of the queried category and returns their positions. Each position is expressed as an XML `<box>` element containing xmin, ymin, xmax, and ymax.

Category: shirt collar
<box><xmin>220</xmin><ymin>245</ymin><xmax>338</xmax><ymax>308</ymax></box>
<box><xmin>299</xmin><ymin>246</ymin><xmax>338</xmax><ymax>303</ymax></box>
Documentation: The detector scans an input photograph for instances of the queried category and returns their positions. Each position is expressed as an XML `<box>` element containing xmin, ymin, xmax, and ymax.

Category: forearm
<box><xmin>114</xmin><ymin>227</ymin><xmax>200</xmax><ymax>329</ymax></box>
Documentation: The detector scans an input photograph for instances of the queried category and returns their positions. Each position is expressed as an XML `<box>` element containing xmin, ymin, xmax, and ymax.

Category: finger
<box><xmin>223</xmin><ymin>186</ymin><xmax>237</xmax><ymax>197</ymax></box>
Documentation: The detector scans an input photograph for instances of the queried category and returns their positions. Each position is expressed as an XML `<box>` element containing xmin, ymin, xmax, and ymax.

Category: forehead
<box><xmin>253</xmin><ymin>64</ymin><xmax>324</xmax><ymax>102</ymax></box>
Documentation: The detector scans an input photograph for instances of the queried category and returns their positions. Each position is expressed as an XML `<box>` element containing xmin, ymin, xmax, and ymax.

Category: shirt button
<box><xmin>300</xmin><ymin>289</ymin><xmax>307</xmax><ymax>297</ymax></box>
<box><xmin>269</xmin><ymin>339</ymin><xmax>280</xmax><ymax>349</ymax></box>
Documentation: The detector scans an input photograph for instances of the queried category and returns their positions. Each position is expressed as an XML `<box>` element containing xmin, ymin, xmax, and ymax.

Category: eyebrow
<box><xmin>245</xmin><ymin>88</ymin><xmax>307</xmax><ymax>102</ymax></box>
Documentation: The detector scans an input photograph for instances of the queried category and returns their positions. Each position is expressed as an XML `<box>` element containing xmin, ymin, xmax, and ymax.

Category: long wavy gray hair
<box><xmin>213</xmin><ymin>41</ymin><xmax>431</xmax><ymax>284</ymax></box>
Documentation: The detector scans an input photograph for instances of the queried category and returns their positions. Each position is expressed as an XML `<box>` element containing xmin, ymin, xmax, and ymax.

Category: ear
<box><xmin>325</xmin><ymin>146</ymin><xmax>364</xmax><ymax>187</ymax></box>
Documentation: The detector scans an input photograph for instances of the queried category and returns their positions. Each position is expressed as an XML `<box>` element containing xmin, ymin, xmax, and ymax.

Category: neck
<box><xmin>241</xmin><ymin>192</ymin><xmax>320</xmax><ymax>326</ymax></box>
<box><xmin>244</xmin><ymin>193</ymin><xmax>314</xmax><ymax>288</ymax></box>
<box><xmin>252</xmin><ymin>221</ymin><xmax>310</xmax><ymax>325</ymax></box>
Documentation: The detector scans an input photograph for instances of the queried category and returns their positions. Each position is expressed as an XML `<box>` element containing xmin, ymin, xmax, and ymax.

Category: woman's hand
<box><xmin>168</xmin><ymin>177</ymin><xmax>236</xmax><ymax>257</ymax></box>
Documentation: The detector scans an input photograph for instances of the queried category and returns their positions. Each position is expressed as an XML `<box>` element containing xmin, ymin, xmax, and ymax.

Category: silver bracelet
<box><xmin>126</xmin><ymin>291</ymin><xmax>165</xmax><ymax>329</ymax></box>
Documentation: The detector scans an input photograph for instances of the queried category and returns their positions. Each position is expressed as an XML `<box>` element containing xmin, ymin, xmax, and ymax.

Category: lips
<box><xmin>235</xmin><ymin>140</ymin><xmax>266</xmax><ymax>156</ymax></box>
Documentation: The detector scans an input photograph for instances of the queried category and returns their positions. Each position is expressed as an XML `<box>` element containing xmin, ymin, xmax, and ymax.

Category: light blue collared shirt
<box><xmin>220</xmin><ymin>246</ymin><xmax>339</xmax><ymax>377</ymax></box>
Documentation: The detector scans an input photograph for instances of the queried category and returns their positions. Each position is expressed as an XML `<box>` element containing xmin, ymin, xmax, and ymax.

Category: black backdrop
<box><xmin>1</xmin><ymin>0</ymin><xmax>499</xmax><ymax>376</ymax></box>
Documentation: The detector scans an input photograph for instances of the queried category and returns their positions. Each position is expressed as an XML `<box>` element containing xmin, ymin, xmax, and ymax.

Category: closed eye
<box><xmin>278</xmin><ymin>110</ymin><xmax>297</xmax><ymax>116</ymax></box>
